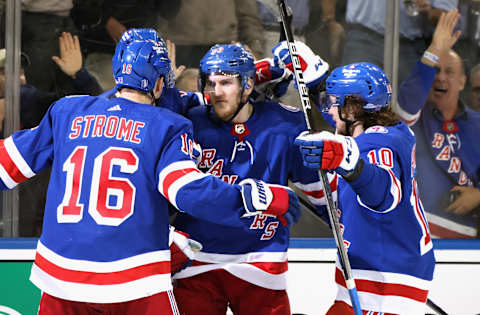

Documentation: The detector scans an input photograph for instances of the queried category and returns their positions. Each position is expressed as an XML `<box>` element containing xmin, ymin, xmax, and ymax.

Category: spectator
<box><xmin>256</xmin><ymin>0</ymin><xmax>309</xmax><ymax>57</ymax></box>
<box><xmin>306</xmin><ymin>0</ymin><xmax>346</xmax><ymax>68</ymax></box>
<box><xmin>393</xmin><ymin>10</ymin><xmax>480</xmax><ymax>238</ymax></box>
<box><xmin>323</xmin><ymin>0</ymin><xmax>457</xmax><ymax>83</ymax></box>
<box><xmin>71</xmin><ymin>0</ymin><xmax>180</xmax><ymax>91</ymax></box>
<box><xmin>158</xmin><ymin>0</ymin><xmax>265</xmax><ymax>67</ymax></box>
<box><xmin>469</xmin><ymin>63</ymin><xmax>480</xmax><ymax>111</ymax></box>
<box><xmin>20</xmin><ymin>0</ymin><xmax>79</xmax><ymax>94</ymax></box>
<box><xmin>0</xmin><ymin>32</ymin><xmax>102</xmax><ymax>237</ymax></box>
<box><xmin>176</xmin><ymin>68</ymin><xmax>199</xmax><ymax>92</ymax></box>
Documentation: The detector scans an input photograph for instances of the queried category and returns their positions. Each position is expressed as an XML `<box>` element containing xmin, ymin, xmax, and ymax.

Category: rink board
<box><xmin>0</xmin><ymin>238</ymin><xmax>479</xmax><ymax>315</ymax></box>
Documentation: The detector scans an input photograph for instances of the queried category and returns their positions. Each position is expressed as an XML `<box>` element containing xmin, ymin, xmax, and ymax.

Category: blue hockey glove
<box><xmin>169</xmin><ymin>227</ymin><xmax>202</xmax><ymax>274</ymax></box>
<box><xmin>272</xmin><ymin>40</ymin><xmax>329</xmax><ymax>89</ymax></box>
<box><xmin>295</xmin><ymin>131</ymin><xmax>360</xmax><ymax>176</ymax></box>
<box><xmin>240</xmin><ymin>179</ymin><xmax>301</xmax><ymax>227</ymax></box>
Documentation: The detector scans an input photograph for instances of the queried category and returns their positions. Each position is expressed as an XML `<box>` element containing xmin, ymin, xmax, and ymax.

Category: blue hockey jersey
<box><xmin>172</xmin><ymin>101</ymin><xmax>331</xmax><ymax>290</ymax></box>
<box><xmin>332</xmin><ymin>122</ymin><xmax>435</xmax><ymax>314</ymax></box>
<box><xmin>0</xmin><ymin>95</ymin><xmax>256</xmax><ymax>303</ymax></box>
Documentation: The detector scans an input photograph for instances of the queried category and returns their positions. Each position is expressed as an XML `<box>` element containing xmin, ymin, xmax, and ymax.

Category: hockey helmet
<box><xmin>198</xmin><ymin>44</ymin><xmax>255</xmax><ymax>92</ymax></box>
<box><xmin>112</xmin><ymin>28</ymin><xmax>174</xmax><ymax>95</ymax></box>
<box><xmin>324</xmin><ymin>62</ymin><xmax>392</xmax><ymax>112</ymax></box>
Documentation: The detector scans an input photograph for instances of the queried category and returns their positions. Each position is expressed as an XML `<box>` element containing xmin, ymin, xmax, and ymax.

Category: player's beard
<box><xmin>212</xmin><ymin>92</ymin><xmax>243</xmax><ymax>122</ymax></box>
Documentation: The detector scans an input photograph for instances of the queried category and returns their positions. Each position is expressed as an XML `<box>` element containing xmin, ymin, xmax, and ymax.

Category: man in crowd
<box><xmin>393</xmin><ymin>10</ymin><xmax>480</xmax><ymax>238</ymax></box>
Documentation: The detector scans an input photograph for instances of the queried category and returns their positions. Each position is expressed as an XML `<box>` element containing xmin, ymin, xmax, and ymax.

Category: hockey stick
<box><xmin>277</xmin><ymin>1</ymin><xmax>362</xmax><ymax>314</ymax></box>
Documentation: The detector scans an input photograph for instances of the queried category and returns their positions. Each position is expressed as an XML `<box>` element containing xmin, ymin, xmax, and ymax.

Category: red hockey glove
<box><xmin>240</xmin><ymin>179</ymin><xmax>301</xmax><ymax>227</ymax></box>
<box><xmin>169</xmin><ymin>227</ymin><xmax>202</xmax><ymax>274</ymax></box>
<box><xmin>254</xmin><ymin>58</ymin><xmax>293</xmax><ymax>100</ymax></box>
<box><xmin>294</xmin><ymin>131</ymin><xmax>360</xmax><ymax>177</ymax></box>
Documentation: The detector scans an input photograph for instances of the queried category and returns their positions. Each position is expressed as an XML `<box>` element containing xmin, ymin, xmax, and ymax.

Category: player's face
<box><xmin>204</xmin><ymin>74</ymin><xmax>243</xmax><ymax>122</ymax></box>
<box><xmin>328</xmin><ymin>105</ymin><xmax>347</xmax><ymax>135</ymax></box>
<box><xmin>428</xmin><ymin>51</ymin><xmax>466</xmax><ymax>111</ymax></box>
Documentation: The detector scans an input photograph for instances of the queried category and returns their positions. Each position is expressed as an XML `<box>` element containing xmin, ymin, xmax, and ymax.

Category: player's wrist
<box><xmin>340</xmin><ymin>158</ymin><xmax>364</xmax><ymax>182</ymax></box>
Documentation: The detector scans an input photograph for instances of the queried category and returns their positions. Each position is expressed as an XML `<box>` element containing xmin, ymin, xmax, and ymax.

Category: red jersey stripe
<box><xmin>335</xmin><ymin>268</ymin><xmax>428</xmax><ymax>303</ymax></box>
<box><xmin>429</xmin><ymin>222</ymin><xmax>475</xmax><ymax>239</ymax></box>
<box><xmin>34</xmin><ymin>253</ymin><xmax>170</xmax><ymax>285</ymax></box>
<box><xmin>0</xmin><ymin>139</ymin><xmax>29</xmax><ymax>183</ymax></box>
<box><xmin>302</xmin><ymin>175</ymin><xmax>337</xmax><ymax>199</ymax></box>
<box><xmin>162</xmin><ymin>168</ymin><xmax>200</xmax><ymax>201</ymax></box>
<box><xmin>191</xmin><ymin>260</ymin><xmax>288</xmax><ymax>274</ymax></box>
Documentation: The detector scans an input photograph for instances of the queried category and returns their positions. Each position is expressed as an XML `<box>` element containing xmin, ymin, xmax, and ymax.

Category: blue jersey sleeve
<box><xmin>0</xmin><ymin>102</ymin><xmax>57</xmax><ymax>190</ymax></box>
<box><xmin>154</xmin><ymin>121</ymin><xmax>251</xmax><ymax>228</ymax></box>
<box><xmin>396</xmin><ymin>60</ymin><xmax>437</xmax><ymax>123</ymax></box>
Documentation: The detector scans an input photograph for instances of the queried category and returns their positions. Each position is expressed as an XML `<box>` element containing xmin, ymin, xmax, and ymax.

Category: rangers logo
<box><xmin>211</xmin><ymin>46</ymin><xmax>224</xmax><ymax>54</ymax></box>
<box><xmin>235</xmin><ymin>123</ymin><xmax>245</xmax><ymax>134</ymax></box>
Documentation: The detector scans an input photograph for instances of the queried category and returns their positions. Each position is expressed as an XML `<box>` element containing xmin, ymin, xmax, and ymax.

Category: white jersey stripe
<box><xmin>426</xmin><ymin>212</ymin><xmax>477</xmax><ymax>237</ymax></box>
<box><xmin>30</xmin><ymin>264</ymin><xmax>172</xmax><ymax>303</ymax></box>
<box><xmin>5</xmin><ymin>136</ymin><xmax>36</xmax><ymax>178</ymax></box>
<box><xmin>193</xmin><ymin>251</ymin><xmax>288</xmax><ymax>264</ymax></box>
<box><xmin>173</xmin><ymin>262</ymin><xmax>288</xmax><ymax>290</ymax></box>
<box><xmin>36</xmin><ymin>241</ymin><xmax>170</xmax><ymax>272</ymax></box>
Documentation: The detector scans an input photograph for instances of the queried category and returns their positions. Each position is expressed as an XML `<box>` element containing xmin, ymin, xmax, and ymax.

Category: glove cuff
<box><xmin>341</xmin><ymin>158</ymin><xmax>365</xmax><ymax>182</ymax></box>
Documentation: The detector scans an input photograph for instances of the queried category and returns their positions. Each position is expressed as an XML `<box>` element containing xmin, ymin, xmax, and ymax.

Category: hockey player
<box><xmin>295</xmin><ymin>63</ymin><xmax>436</xmax><ymax>314</ymax></box>
<box><xmin>0</xmin><ymin>32</ymin><xmax>300</xmax><ymax>314</ymax></box>
<box><xmin>171</xmin><ymin>43</ymin><xmax>330</xmax><ymax>315</ymax></box>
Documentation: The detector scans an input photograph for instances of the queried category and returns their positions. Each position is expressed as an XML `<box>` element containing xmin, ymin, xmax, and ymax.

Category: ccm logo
<box><xmin>255</xmin><ymin>180</ymin><xmax>267</xmax><ymax>205</ymax></box>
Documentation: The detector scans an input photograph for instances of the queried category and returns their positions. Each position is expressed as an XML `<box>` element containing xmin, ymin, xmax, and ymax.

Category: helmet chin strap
<box><xmin>338</xmin><ymin>106</ymin><xmax>358</xmax><ymax>137</ymax></box>
<box><xmin>224</xmin><ymin>87</ymin><xmax>247</xmax><ymax>123</ymax></box>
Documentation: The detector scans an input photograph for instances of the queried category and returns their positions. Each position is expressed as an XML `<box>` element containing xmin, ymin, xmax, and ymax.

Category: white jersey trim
<box><xmin>173</xmin><ymin>262</ymin><xmax>287</xmax><ymax>290</ymax></box>
<box><xmin>173</xmin><ymin>251</ymin><xmax>288</xmax><ymax>290</ymax></box>
<box><xmin>30</xmin><ymin>264</ymin><xmax>172</xmax><ymax>303</ymax></box>
<box><xmin>357</xmin><ymin>167</ymin><xmax>402</xmax><ymax>213</ymax></box>
<box><xmin>426</xmin><ymin>212</ymin><xmax>477</xmax><ymax>237</ymax></box>
<box><xmin>36</xmin><ymin>241</ymin><xmax>170</xmax><ymax>272</ymax></box>
<box><xmin>193</xmin><ymin>251</ymin><xmax>288</xmax><ymax>263</ymax></box>
<box><xmin>0</xmin><ymin>162</ymin><xmax>17</xmax><ymax>189</ymax></box>
<box><xmin>336</xmin><ymin>287</ymin><xmax>426</xmax><ymax>314</ymax></box>
<box><xmin>158</xmin><ymin>160</ymin><xmax>209</xmax><ymax>210</ymax></box>
<box><xmin>5</xmin><ymin>136</ymin><xmax>36</xmax><ymax>178</ymax></box>
<box><xmin>392</xmin><ymin>101</ymin><xmax>421</xmax><ymax>126</ymax></box>
<box><xmin>335</xmin><ymin>262</ymin><xmax>431</xmax><ymax>314</ymax></box>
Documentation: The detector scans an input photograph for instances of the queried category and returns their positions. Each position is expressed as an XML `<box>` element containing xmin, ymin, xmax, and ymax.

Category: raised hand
<box><xmin>428</xmin><ymin>9</ymin><xmax>461</xmax><ymax>58</ymax></box>
<box><xmin>51</xmin><ymin>32</ymin><xmax>82</xmax><ymax>79</ymax></box>
<box><xmin>166</xmin><ymin>39</ymin><xmax>186</xmax><ymax>79</ymax></box>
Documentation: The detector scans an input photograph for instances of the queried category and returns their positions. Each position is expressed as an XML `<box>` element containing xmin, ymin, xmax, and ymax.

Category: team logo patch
<box><xmin>365</xmin><ymin>126</ymin><xmax>388</xmax><ymax>134</ymax></box>
<box><xmin>279</xmin><ymin>103</ymin><xmax>300</xmax><ymax>112</ymax></box>
<box><xmin>235</xmin><ymin>123</ymin><xmax>245</xmax><ymax>134</ymax></box>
